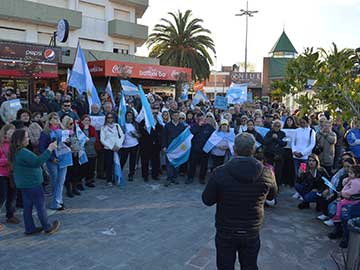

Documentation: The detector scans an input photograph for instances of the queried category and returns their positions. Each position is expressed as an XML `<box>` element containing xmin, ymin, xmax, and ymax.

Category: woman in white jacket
<box><xmin>100</xmin><ymin>112</ymin><xmax>125</xmax><ymax>186</ymax></box>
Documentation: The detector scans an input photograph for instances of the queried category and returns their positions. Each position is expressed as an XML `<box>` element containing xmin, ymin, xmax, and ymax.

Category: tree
<box><xmin>277</xmin><ymin>44</ymin><xmax>360</xmax><ymax>119</ymax></box>
<box><xmin>146</xmin><ymin>10</ymin><xmax>216</xmax><ymax>97</ymax></box>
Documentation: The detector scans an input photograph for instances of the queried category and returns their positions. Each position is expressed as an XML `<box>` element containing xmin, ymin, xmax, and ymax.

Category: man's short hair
<box><xmin>234</xmin><ymin>133</ymin><xmax>256</xmax><ymax>157</ymax></box>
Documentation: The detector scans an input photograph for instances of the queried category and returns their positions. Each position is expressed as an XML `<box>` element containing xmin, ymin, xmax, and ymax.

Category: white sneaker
<box><xmin>317</xmin><ymin>214</ymin><xmax>329</xmax><ymax>221</ymax></box>
<box><xmin>292</xmin><ymin>192</ymin><xmax>301</xmax><ymax>199</ymax></box>
<box><xmin>107</xmin><ymin>182</ymin><xmax>113</xmax><ymax>187</ymax></box>
<box><xmin>265</xmin><ymin>199</ymin><xmax>276</xmax><ymax>207</ymax></box>
<box><xmin>324</xmin><ymin>219</ymin><xmax>334</xmax><ymax>226</ymax></box>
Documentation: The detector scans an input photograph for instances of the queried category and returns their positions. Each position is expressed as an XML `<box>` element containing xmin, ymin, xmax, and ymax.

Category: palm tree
<box><xmin>147</xmin><ymin>10</ymin><xmax>216</xmax><ymax>84</ymax></box>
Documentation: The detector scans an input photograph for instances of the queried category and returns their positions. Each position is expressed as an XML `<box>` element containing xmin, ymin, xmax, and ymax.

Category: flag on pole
<box><xmin>114</xmin><ymin>152</ymin><xmax>125</xmax><ymax>186</ymax></box>
<box><xmin>105</xmin><ymin>79</ymin><xmax>116</xmax><ymax>108</ymax></box>
<box><xmin>75</xmin><ymin>124</ymin><xmax>89</xmax><ymax>165</ymax></box>
<box><xmin>139</xmin><ymin>85</ymin><xmax>155</xmax><ymax>134</ymax></box>
<box><xmin>166</xmin><ymin>128</ymin><xmax>193</xmax><ymax>168</ymax></box>
<box><xmin>120</xmin><ymin>80</ymin><xmax>139</xmax><ymax>96</ymax></box>
<box><xmin>118</xmin><ymin>91</ymin><xmax>126</xmax><ymax>128</ymax></box>
<box><xmin>67</xmin><ymin>43</ymin><xmax>101</xmax><ymax>112</ymax></box>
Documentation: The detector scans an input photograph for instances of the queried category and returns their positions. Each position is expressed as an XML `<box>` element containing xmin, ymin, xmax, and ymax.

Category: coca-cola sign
<box><xmin>0</xmin><ymin>40</ymin><xmax>61</xmax><ymax>63</ymax></box>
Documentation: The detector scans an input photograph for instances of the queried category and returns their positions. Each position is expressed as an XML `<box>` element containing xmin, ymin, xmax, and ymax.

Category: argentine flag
<box><xmin>68</xmin><ymin>43</ymin><xmax>101</xmax><ymax>112</ymax></box>
<box><xmin>227</xmin><ymin>83</ymin><xmax>248</xmax><ymax>104</ymax></box>
<box><xmin>114</xmin><ymin>152</ymin><xmax>125</xmax><ymax>186</ymax></box>
<box><xmin>75</xmin><ymin>124</ymin><xmax>89</xmax><ymax>165</ymax></box>
<box><xmin>120</xmin><ymin>80</ymin><xmax>139</xmax><ymax>96</ymax></box>
<box><xmin>255</xmin><ymin>126</ymin><xmax>270</xmax><ymax>138</ymax></box>
<box><xmin>166</xmin><ymin>128</ymin><xmax>193</xmax><ymax>168</ymax></box>
<box><xmin>118</xmin><ymin>91</ymin><xmax>127</xmax><ymax>128</ymax></box>
<box><xmin>192</xmin><ymin>91</ymin><xmax>208</xmax><ymax>106</ymax></box>
<box><xmin>181</xmin><ymin>83</ymin><xmax>189</xmax><ymax>101</ymax></box>
<box><xmin>203</xmin><ymin>130</ymin><xmax>235</xmax><ymax>155</ymax></box>
<box><xmin>105</xmin><ymin>79</ymin><xmax>116</xmax><ymax>108</ymax></box>
<box><xmin>139</xmin><ymin>85</ymin><xmax>155</xmax><ymax>134</ymax></box>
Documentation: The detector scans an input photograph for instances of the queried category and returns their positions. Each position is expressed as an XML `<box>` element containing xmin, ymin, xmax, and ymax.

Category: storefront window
<box><xmin>0</xmin><ymin>79</ymin><xmax>29</xmax><ymax>107</ymax></box>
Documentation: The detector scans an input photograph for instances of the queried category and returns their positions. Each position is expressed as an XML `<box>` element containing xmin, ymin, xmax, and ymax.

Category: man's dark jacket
<box><xmin>202</xmin><ymin>156</ymin><xmax>277</xmax><ymax>238</ymax></box>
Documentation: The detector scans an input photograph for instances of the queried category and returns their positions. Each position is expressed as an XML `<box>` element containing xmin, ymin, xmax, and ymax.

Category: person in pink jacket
<box><xmin>332</xmin><ymin>164</ymin><xmax>360</xmax><ymax>221</ymax></box>
<box><xmin>0</xmin><ymin>124</ymin><xmax>19</xmax><ymax>231</ymax></box>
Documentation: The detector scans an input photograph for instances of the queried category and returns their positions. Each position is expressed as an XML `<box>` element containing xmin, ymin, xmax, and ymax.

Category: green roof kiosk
<box><xmin>262</xmin><ymin>31</ymin><xmax>297</xmax><ymax>98</ymax></box>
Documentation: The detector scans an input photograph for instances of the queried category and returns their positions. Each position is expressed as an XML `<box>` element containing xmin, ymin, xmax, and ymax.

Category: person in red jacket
<box><xmin>0</xmin><ymin>124</ymin><xmax>19</xmax><ymax>230</ymax></box>
<box><xmin>79</xmin><ymin>115</ymin><xmax>101</xmax><ymax>188</ymax></box>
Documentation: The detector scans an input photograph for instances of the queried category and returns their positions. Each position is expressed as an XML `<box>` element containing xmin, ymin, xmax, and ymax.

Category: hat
<box><xmin>220</xmin><ymin>119</ymin><xmax>229</xmax><ymax>126</ymax></box>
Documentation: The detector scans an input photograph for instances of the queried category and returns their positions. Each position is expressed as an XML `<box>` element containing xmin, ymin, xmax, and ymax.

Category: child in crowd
<box><xmin>331</xmin><ymin>164</ymin><xmax>360</xmax><ymax>222</ymax></box>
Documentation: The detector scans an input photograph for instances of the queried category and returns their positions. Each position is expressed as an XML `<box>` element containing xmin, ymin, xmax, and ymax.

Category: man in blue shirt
<box><xmin>346</xmin><ymin>116</ymin><xmax>360</xmax><ymax>161</ymax></box>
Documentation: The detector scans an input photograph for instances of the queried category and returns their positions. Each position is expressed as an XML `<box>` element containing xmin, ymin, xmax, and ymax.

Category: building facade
<box><xmin>262</xmin><ymin>30</ymin><xmax>297</xmax><ymax>98</ymax></box>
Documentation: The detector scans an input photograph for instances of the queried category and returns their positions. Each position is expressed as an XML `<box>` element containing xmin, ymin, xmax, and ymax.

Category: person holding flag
<box><xmin>187</xmin><ymin>113</ymin><xmax>215</xmax><ymax>184</ymax></box>
<box><xmin>100</xmin><ymin>112</ymin><xmax>125</xmax><ymax>186</ymax></box>
<box><xmin>139</xmin><ymin>106</ymin><xmax>163</xmax><ymax>182</ymax></box>
<box><xmin>162</xmin><ymin>110</ymin><xmax>188</xmax><ymax>187</ymax></box>
<box><xmin>120</xmin><ymin>111</ymin><xmax>140</xmax><ymax>182</ymax></box>
<box><xmin>79</xmin><ymin>115</ymin><xmax>101</xmax><ymax>188</ymax></box>
<box><xmin>203</xmin><ymin>119</ymin><xmax>235</xmax><ymax>171</ymax></box>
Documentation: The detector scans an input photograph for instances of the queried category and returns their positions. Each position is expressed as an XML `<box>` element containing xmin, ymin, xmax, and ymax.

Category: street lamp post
<box><xmin>235</xmin><ymin>0</ymin><xmax>258</xmax><ymax>75</ymax></box>
<box><xmin>214</xmin><ymin>55</ymin><xmax>217</xmax><ymax>98</ymax></box>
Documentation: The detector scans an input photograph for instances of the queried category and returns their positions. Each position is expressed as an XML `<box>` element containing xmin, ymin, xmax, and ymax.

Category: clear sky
<box><xmin>137</xmin><ymin>0</ymin><xmax>360</xmax><ymax>71</ymax></box>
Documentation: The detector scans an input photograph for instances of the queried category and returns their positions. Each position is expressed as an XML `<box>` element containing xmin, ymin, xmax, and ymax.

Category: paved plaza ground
<box><xmin>0</xmin><ymin>172</ymin><xmax>345</xmax><ymax>270</ymax></box>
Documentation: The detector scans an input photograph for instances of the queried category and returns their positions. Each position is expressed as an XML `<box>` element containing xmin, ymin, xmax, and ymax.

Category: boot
<box><xmin>328</xmin><ymin>222</ymin><xmax>343</xmax><ymax>239</ymax></box>
<box><xmin>66</xmin><ymin>183</ymin><xmax>74</xmax><ymax>198</ymax></box>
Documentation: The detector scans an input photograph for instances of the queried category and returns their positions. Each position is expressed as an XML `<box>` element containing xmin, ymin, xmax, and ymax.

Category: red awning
<box><xmin>88</xmin><ymin>60</ymin><xmax>192</xmax><ymax>82</ymax></box>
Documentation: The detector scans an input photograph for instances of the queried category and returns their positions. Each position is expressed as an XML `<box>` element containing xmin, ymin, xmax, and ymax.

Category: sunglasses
<box><xmin>179</xmin><ymin>117</ymin><xmax>185</xmax><ymax>120</ymax></box>
<box><xmin>63</xmin><ymin>104</ymin><xmax>71</xmax><ymax>107</ymax></box>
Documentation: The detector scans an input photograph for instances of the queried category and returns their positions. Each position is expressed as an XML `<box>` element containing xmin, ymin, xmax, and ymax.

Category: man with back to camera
<box><xmin>202</xmin><ymin>133</ymin><xmax>277</xmax><ymax>270</ymax></box>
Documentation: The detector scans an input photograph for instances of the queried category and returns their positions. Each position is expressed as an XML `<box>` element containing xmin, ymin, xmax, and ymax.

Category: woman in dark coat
<box><xmin>264</xmin><ymin>120</ymin><xmax>287</xmax><ymax>186</ymax></box>
<box><xmin>281</xmin><ymin>116</ymin><xmax>297</xmax><ymax>186</ymax></box>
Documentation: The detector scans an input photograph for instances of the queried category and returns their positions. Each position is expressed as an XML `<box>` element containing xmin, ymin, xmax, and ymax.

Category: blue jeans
<box><xmin>293</xmin><ymin>158</ymin><xmax>307</xmax><ymax>178</ymax></box>
<box><xmin>21</xmin><ymin>185</ymin><xmax>51</xmax><ymax>233</ymax></box>
<box><xmin>166</xmin><ymin>157</ymin><xmax>178</xmax><ymax>181</ymax></box>
<box><xmin>47</xmin><ymin>161</ymin><xmax>67</xmax><ymax>209</ymax></box>
<box><xmin>295</xmin><ymin>183</ymin><xmax>318</xmax><ymax>203</ymax></box>
<box><xmin>0</xmin><ymin>176</ymin><xmax>16</xmax><ymax>219</ymax></box>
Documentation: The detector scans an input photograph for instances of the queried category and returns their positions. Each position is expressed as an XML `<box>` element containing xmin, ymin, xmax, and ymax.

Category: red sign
<box><xmin>0</xmin><ymin>40</ymin><xmax>61</xmax><ymax>63</ymax></box>
<box><xmin>88</xmin><ymin>60</ymin><xmax>192</xmax><ymax>81</ymax></box>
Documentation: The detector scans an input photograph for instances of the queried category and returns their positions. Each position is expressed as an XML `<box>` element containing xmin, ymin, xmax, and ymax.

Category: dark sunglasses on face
<box><xmin>63</xmin><ymin>104</ymin><xmax>71</xmax><ymax>107</ymax></box>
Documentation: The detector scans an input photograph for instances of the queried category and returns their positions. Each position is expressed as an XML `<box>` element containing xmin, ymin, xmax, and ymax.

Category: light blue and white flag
<box><xmin>181</xmin><ymin>83</ymin><xmax>189</xmax><ymax>101</ymax></box>
<box><xmin>68</xmin><ymin>43</ymin><xmax>101</xmax><ymax>112</ymax></box>
<box><xmin>118</xmin><ymin>91</ymin><xmax>127</xmax><ymax>128</ymax></box>
<box><xmin>120</xmin><ymin>80</ymin><xmax>139</xmax><ymax>96</ymax></box>
<box><xmin>166</xmin><ymin>128</ymin><xmax>193</xmax><ymax>168</ymax></box>
<box><xmin>114</xmin><ymin>152</ymin><xmax>125</xmax><ymax>186</ymax></box>
<box><xmin>226</xmin><ymin>83</ymin><xmax>248</xmax><ymax>104</ymax></box>
<box><xmin>139</xmin><ymin>85</ymin><xmax>155</xmax><ymax>134</ymax></box>
<box><xmin>203</xmin><ymin>130</ymin><xmax>235</xmax><ymax>155</ymax></box>
<box><xmin>255</xmin><ymin>126</ymin><xmax>270</xmax><ymax>138</ymax></box>
<box><xmin>192</xmin><ymin>91</ymin><xmax>208</xmax><ymax>106</ymax></box>
<box><xmin>322</xmin><ymin>176</ymin><xmax>338</xmax><ymax>193</ymax></box>
<box><xmin>75</xmin><ymin>124</ymin><xmax>89</xmax><ymax>165</ymax></box>
<box><xmin>105</xmin><ymin>79</ymin><xmax>116</xmax><ymax>108</ymax></box>
<box><xmin>50</xmin><ymin>129</ymin><xmax>73</xmax><ymax>168</ymax></box>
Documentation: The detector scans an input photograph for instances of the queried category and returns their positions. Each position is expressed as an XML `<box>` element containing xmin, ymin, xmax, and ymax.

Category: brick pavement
<box><xmin>0</xmin><ymin>173</ymin><xmax>345</xmax><ymax>270</ymax></box>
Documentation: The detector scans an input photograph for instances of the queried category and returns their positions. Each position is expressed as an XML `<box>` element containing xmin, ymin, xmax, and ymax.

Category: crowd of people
<box><xmin>0</xmin><ymin>86</ymin><xmax>359</xmax><ymax>249</ymax></box>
